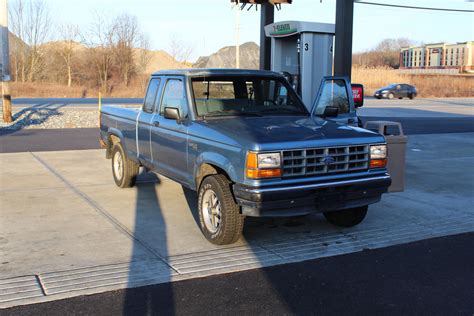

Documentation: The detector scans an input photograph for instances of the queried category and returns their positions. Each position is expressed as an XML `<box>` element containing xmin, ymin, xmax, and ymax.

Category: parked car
<box><xmin>100</xmin><ymin>69</ymin><xmax>391</xmax><ymax>245</ymax></box>
<box><xmin>374</xmin><ymin>84</ymin><xmax>417</xmax><ymax>99</ymax></box>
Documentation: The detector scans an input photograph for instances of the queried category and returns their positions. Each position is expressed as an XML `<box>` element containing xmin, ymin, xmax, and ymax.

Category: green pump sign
<box><xmin>269</xmin><ymin>23</ymin><xmax>297</xmax><ymax>36</ymax></box>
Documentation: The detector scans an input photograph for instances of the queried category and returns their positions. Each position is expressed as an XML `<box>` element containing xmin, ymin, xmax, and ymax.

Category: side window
<box><xmin>161</xmin><ymin>79</ymin><xmax>187</xmax><ymax>117</ymax></box>
<box><xmin>313</xmin><ymin>79</ymin><xmax>350</xmax><ymax>116</ymax></box>
<box><xmin>143</xmin><ymin>78</ymin><xmax>160</xmax><ymax>113</ymax></box>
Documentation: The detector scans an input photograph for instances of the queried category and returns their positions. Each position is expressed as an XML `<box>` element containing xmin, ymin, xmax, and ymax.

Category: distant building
<box><xmin>400</xmin><ymin>42</ymin><xmax>474</xmax><ymax>73</ymax></box>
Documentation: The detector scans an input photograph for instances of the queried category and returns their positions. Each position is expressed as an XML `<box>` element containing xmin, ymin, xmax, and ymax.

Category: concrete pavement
<box><xmin>4</xmin><ymin>233</ymin><xmax>473</xmax><ymax>315</ymax></box>
<box><xmin>1</xmin><ymin>132</ymin><xmax>473</xmax><ymax>308</ymax></box>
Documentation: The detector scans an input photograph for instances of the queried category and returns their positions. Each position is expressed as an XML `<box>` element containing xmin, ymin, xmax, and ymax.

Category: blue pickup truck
<box><xmin>100</xmin><ymin>69</ymin><xmax>391</xmax><ymax>245</ymax></box>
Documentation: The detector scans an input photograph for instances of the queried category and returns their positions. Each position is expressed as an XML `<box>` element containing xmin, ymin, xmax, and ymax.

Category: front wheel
<box><xmin>111</xmin><ymin>143</ymin><xmax>139</xmax><ymax>188</ymax></box>
<box><xmin>324</xmin><ymin>206</ymin><xmax>368</xmax><ymax>228</ymax></box>
<box><xmin>409</xmin><ymin>94</ymin><xmax>415</xmax><ymax>100</ymax></box>
<box><xmin>388</xmin><ymin>93</ymin><xmax>394</xmax><ymax>99</ymax></box>
<box><xmin>198</xmin><ymin>175</ymin><xmax>245</xmax><ymax>245</ymax></box>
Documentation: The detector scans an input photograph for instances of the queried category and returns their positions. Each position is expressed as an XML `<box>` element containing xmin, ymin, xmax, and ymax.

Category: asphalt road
<box><xmin>12</xmin><ymin>98</ymin><xmax>142</xmax><ymax>106</ymax></box>
<box><xmin>1</xmin><ymin>116</ymin><xmax>473</xmax><ymax>153</ymax></box>
<box><xmin>3</xmin><ymin>233</ymin><xmax>473</xmax><ymax>315</ymax></box>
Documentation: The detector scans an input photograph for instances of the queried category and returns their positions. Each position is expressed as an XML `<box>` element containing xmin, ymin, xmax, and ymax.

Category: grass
<box><xmin>352</xmin><ymin>66</ymin><xmax>474</xmax><ymax>98</ymax></box>
<box><xmin>10</xmin><ymin>82</ymin><xmax>146</xmax><ymax>99</ymax></box>
<box><xmin>9</xmin><ymin>68</ymin><xmax>473</xmax><ymax>99</ymax></box>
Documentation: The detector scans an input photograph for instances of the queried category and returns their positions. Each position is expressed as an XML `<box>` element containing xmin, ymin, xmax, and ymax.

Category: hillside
<box><xmin>135</xmin><ymin>48</ymin><xmax>187</xmax><ymax>73</ymax></box>
<box><xmin>193</xmin><ymin>42</ymin><xmax>259</xmax><ymax>69</ymax></box>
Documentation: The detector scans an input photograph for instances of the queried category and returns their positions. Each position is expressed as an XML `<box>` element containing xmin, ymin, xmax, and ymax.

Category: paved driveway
<box><xmin>1</xmin><ymin>133</ymin><xmax>473</xmax><ymax>308</ymax></box>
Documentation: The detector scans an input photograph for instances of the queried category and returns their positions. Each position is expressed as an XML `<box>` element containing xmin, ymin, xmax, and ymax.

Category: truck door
<box><xmin>311</xmin><ymin>77</ymin><xmax>358</xmax><ymax>126</ymax></box>
<box><xmin>150</xmin><ymin>77</ymin><xmax>190</xmax><ymax>184</ymax></box>
<box><xmin>136</xmin><ymin>77</ymin><xmax>161</xmax><ymax>167</ymax></box>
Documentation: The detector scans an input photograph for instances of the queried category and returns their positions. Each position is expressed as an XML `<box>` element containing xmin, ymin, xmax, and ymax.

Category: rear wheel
<box><xmin>198</xmin><ymin>174</ymin><xmax>245</xmax><ymax>245</ymax></box>
<box><xmin>409</xmin><ymin>94</ymin><xmax>415</xmax><ymax>100</ymax></box>
<box><xmin>324</xmin><ymin>206</ymin><xmax>368</xmax><ymax>228</ymax></box>
<box><xmin>112</xmin><ymin>143</ymin><xmax>139</xmax><ymax>188</ymax></box>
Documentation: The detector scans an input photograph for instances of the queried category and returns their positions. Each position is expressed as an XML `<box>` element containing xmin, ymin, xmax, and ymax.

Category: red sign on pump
<box><xmin>351</xmin><ymin>83</ymin><xmax>364</xmax><ymax>108</ymax></box>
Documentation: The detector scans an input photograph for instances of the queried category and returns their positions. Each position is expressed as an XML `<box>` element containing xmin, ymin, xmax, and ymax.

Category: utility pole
<box><xmin>334</xmin><ymin>0</ymin><xmax>354</xmax><ymax>79</ymax></box>
<box><xmin>235</xmin><ymin>1</ymin><xmax>240</xmax><ymax>68</ymax></box>
<box><xmin>1</xmin><ymin>0</ymin><xmax>12</xmax><ymax>122</ymax></box>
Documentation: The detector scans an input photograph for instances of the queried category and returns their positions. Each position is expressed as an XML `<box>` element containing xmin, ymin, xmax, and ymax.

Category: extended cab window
<box><xmin>143</xmin><ymin>78</ymin><xmax>160</xmax><ymax>113</ymax></box>
<box><xmin>313</xmin><ymin>79</ymin><xmax>350</xmax><ymax>116</ymax></box>
<box><xmin>192</xmin><ymin>76</ymin><xmax>307</xmax><ymax>117</ymax></box>
<box><xmin>161</xmin><ymin>79</ymin><xmax>187</xmax><ymax>117</ymax></box>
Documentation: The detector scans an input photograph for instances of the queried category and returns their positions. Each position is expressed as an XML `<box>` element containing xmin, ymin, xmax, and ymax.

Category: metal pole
<box><xmin>259</xmin><ymin>3</ymin><xmax>274</xmax><ymax>70</ymax></box>
<box><xmin>334</xmin><ymin>0</ymin><xmax>354</xmax><ymax>79</ymax></box>
<box><xmin>235</xmin><ymin>2</ymin><xmax>240</xmax><ymax>68</ymax></box>
<box><xmin>1</xmin><ymin>0</ymin><xmax>12</xmax><ymax>122</ymax></box>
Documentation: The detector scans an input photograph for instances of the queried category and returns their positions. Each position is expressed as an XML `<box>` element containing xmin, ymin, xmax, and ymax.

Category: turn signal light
<box><xmin>370</xmin><ymin>159</ymin><xmax>387</xmax><ymax>169</ymax></box>
<box><xmin>246</xmin><ymin>168</ymin><xmax>282</xmax><ymax>179</ymax></box>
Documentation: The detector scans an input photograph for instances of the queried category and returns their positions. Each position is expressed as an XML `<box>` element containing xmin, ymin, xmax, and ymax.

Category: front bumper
<box><xmin>233</xmin><ymin>174</ymin><xmax>391</xmax><ymax>217</ymax></box>
<box><xmin>374</xmin><ymin>92</ymin><xmax>388</xmax><ymax>98</ymax></box>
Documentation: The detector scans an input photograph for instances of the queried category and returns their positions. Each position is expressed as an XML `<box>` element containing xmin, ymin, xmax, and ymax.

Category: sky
<box><xmin>10</xmin><ymin>0</ymin><xmax>474</xmax><ymax>62</ymax></box>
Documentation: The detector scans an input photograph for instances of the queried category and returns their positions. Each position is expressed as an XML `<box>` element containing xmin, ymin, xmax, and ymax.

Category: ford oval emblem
<box><xmin>321</xmin><ymin>155</ymin><xmax>335</xmax><ymax>165</ymax></box>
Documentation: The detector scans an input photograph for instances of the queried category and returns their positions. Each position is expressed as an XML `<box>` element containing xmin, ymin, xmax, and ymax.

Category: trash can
<box><xmin>364</xmin><ymin>121</ymin><xmax>407</xmax><ymax>192</ymax></box>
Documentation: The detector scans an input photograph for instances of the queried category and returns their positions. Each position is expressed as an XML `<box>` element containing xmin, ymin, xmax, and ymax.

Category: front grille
<box><xmin>282</xmin><ymin>145</ymin><xmax>369</xmax><ymax>177</ymax></box>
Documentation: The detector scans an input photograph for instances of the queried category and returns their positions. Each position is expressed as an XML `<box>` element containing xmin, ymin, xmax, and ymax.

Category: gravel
<box><xmin>0</xmin><ymin>108</ymin><xmax>101</xmax><ymax>130</ymax></box>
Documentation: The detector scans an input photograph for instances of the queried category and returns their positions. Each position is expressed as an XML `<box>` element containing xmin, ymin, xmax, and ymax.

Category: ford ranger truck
<box><xmin>99</xmin><ymin>69</ymin><xmax>391</xmax><ymax>245</ymax></box>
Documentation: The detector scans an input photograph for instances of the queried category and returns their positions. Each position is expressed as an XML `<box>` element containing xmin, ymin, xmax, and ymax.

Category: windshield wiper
<box><xmin>256</xmin><ymin>108</ymin><xmax>308</xmax><ymax>115</ymax></box>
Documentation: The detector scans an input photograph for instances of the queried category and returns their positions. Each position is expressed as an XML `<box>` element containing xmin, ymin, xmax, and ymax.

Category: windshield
<box><xmin>382</xmin><ymin>84</ymin><xmax>397</xmax><ymax>90</ymax></box>
<box><xmin>191</xmin><ymin>76</ymin><xmax>308</xmax><ymax>117</ymax></box>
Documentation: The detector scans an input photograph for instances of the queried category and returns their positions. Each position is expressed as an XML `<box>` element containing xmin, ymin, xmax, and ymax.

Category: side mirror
<box><xmin>351</xmin><ymin>83</ymin><xmax>364</xmax><ymax>108</ymax></box>
<box><xmin>324</xmin><ymin>106</ymin><xmax>339</xmax><ymax>118</ymax></box>
<box><xmin>164</xmin><ymin>107</ymin><xmax>180</xmax><ymax>120</ymax></box>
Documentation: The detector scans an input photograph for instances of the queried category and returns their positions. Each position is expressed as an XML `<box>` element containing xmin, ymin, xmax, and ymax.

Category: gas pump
<box><xmin>264</xmin><ymin>21</ymin><xmax>335</xmax><ymax>111</ymax></box>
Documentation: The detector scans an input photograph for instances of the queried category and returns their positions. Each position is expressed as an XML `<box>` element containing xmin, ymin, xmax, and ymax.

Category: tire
<box><xmin>398</xmin><ymin>97</ymin><xmax>403</xmax><ymax>99</ymax></box>
<box><xmin>409</xmin><ymin>94</ymin><xmax>415</xmax><ymax>100</ymax></box>
<box><xmin>388</xmin><ymin>93</ymin><xmax>394</xmax><ymax>99</ymax></box>
<box><xmin>198</xmin><ymin>174</ymin><xmax>245</xmax><ymax>245</ymax></box>
<box><xmin>111</xmin><ymin>143</ymin><xmax>139</xmax><ymax>188</ymax></box>
<box><xmin>323</xmin><ymin>206</ymin><xmax>368</xmax><ymax>228</ymax></box>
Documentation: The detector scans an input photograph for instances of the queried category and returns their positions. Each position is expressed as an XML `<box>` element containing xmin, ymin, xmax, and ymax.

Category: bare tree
<box><xmin>135</xmin><ymin>34</ymin><xmax>152</xmax><ymax>90</ymax></box>
<box><xmin>169</xmin><ymin>35</ymin><xmax>194</xmax><ymax>65</ymax></box>
<box><xmin>57</xmin><ymin>24</ymin><xmax>80</xmax><ymax>87</ymax></box>
<box><xmin>353</xmin><ymin>38</ymin><xmax>417</xmax><ymax>68</ymax></box>
<box><xmin>111</xmin><ymin>13</ymin><xmax>140</xmax><ymax>86</ymax></box>
<box><xmin>9</xmin><ymin>0</ymin><xmax>51</xmax><ymax>82</ymax></box>
<box><xmin>88</xmin><ymin>12</ymin><xmax>114</xmax><ymax>92</ymax></box>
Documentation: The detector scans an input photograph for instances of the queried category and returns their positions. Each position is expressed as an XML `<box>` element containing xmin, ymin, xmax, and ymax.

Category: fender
<box><xmin>194</xmin><ymin>152</ymin><xmax>240</xmax><ymax>190</ymax></box>
<box><xmin>106</xmin><ymin>128</ymin><xmax>140</xmax><ymax>164</ymax></box>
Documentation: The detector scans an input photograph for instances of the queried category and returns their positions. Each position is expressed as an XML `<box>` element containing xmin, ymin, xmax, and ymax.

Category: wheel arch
<box><xmin>195</xmin><ymin>163</ymin><xmax>230</xmax><ymax>191</ymax></box>
<box><xmin>105</xmin><ymin>128</ymin><xmax>126</xmax><ymax>159</ymax></box>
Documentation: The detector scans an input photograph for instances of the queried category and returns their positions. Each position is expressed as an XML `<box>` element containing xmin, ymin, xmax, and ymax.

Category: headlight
<box><xmin>370</xmin><ymin>145</ymin><xmax>387</xmax><ymax>159</ymax></box>
<box><xmin>257</xmin><ymin>153</ymin><xmax>281</xmax><ymax>168</ymax></box>
<box><xmin>246</xmin><ymin>152</ymin><xmax>282</xmax><ymax>179</ymax></box>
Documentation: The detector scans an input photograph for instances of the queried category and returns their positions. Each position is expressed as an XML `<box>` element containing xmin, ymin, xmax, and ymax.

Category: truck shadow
<box><xmin>122</xmin><ymin>171</ymin><xmax>175</xmax><ymax>315</ymax></box>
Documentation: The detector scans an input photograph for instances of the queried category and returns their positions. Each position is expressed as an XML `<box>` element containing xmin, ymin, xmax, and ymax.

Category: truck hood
<box><xmin>198</xmin><ymin>116</ymin><xmax>385</xmax><ymax>151</ymax></box>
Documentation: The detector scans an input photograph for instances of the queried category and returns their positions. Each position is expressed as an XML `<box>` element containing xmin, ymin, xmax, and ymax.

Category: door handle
<box><xmin>153</xmin><ymin>121</ymin><xmax>160</xmax><ymax>127</ymax></box>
